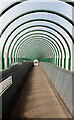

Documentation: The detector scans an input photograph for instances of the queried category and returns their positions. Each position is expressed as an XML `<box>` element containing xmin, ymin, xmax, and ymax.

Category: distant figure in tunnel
<box><xmin>33</xmin><ymin>59</ymin><xmax>39</xmax><ymax>66</ymax></box>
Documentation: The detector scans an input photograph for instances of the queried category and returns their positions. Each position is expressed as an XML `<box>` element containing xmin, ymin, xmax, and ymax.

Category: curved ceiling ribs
<box><xmin>8</xmin><ymin>25</ymin><xmax>66</xmax><ymax>66</ymax></box>
<box><xmin>1</xmin><ymin>9</ymin><xmax>74</xmax><ymax>36</ymax></box>
<box><xmin>16</xmin><ymin>38</ymin><xmax>56</xmax><ymax>63</ymax></box>
<box><xmin>0</xmin><ymin>1</ymin><xmax>74</xmax><ymax>71</ymax></box>
<box><xmin>11</xmin><ymin>36</ymin><xmax>58</xmax><ymax>64</ymax></box>
<box><xmin>11</xmin><ymin>31</ymin><xmax>62</xmax><ymax>66</ymax></box>
<box><xmin>14</xmin><ymin>35</ymin><xmax>59</xmax><ymax>66</ymax></box>
<box><xmin>0</xmin><ymin>0</ymin><xmax>73</xmax><ymax>17</ymax></box>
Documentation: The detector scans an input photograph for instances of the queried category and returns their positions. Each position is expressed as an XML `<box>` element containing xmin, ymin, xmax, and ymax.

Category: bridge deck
<box><xmin>9</xmin><ymin>65</ymin><xmax>71</xmax><ymax>118</ymax></box>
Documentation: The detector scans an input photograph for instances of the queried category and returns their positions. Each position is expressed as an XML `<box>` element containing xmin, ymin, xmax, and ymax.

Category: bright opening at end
<box><xmin>33</xmin><ymin>59</ymin><xmax>39</xmax><ymax>66</ymax></box>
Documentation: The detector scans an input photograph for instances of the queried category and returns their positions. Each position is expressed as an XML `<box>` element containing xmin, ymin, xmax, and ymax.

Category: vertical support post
<box><xmin>2</xmin><ymin>57</ymin><xmax>4</xmax><ymax>70</ymax></box>
<box><xmin>54</xmin><ymin>58</ymin><xmax>56</xmax><ymax>65</ymax></box>
<box><xmin>58</xmin><ymin>58</ymin><xmax>59</xmax><ymax>66</ymax></box>
<box><xmin>14</xmin><ymin>57</ymin><xmax>15</xmax><ymax>62</ymax></box>
<box><xmin>68</xmin><ymin>58</ymin><xmax>71</xmax><ymax>70</ymax></box>
<box><xmin>64</xmin><ymin>57</ymin><xmax>66</xmax><ymax>69</ymax></box>
<box><xmin>56</xmin><ymin>58</ymin><xmax>57</xmax><ymax>65</ymax></box>
<box><xmin>60</xmin><ymin>58</ymin><xmax>62</xmax><ymax>67</ymax></box>
<box><xmin>7</xmin><ymin>57</ymin><xmax>9</xmax><ymax>67</ymax></box>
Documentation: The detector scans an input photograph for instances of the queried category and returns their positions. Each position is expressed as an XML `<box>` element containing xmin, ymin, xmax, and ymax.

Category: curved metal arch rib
<box><xmin>16</xmin><ymin>39</ymin><xmax>55</xmax><ymax>63</ymax></box>
<box><xmin>10</xmin><ymin>29</ymin><xmax>67</xmax><ymax>68</ymax></box>
<box><xmin>2</xmin><ymin>18</ymin><xmax>73</xmax><ymax>69</ymax></box>
<box><xmin>17</xmin><ymin>41</ymin><xmax>56</xmax><ymax>64</ymax></box>
<box><xmin>11</xmin><ymin>32</ymin><xmax>61</xmax><ymax>65</ymax></box>
<box><xmin>15</xmin><ymin>37</ymin><xmax>58</xmax><ymax>65</ymax></box>
<box><xmin>0</xmin><ymin>0</ymin><xmax>73</xmax><ymax>16</ymax></box>
<box><xmin>13</xmin><ymin>34</ymin><xmax>60</xmax><ymax>67</ymax></box>
<box><xmin>15</xmin><ymin>37</ymin><xmax>57</xmax><ymax>61</ymax></box>
<box><xmin>7</xmin><ymin>25</ymin><xmax>66</xmax><ymax>63</ymax></box>
<box><xmin>8</xmin><ymin>29</ymin><xmax>62</xmax><ymax>59</ymax></box>
<box><xmin>1</xmin><ymin>9</ymin><xmax>74</xmax><ymax>36</ymax></box>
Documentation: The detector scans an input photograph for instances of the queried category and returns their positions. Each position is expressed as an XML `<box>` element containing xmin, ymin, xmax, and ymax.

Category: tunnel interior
<box><xmin>0</xmin><ymin>0</ymin><xmax>74</xmax><ymax>71</ymax></box>
<box><xmin>0</xmin><ymin>0</ymin><xmax>74</xmax><ymax>119</ymax></box>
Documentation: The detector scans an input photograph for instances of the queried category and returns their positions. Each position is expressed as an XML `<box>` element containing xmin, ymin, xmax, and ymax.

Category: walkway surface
<box><xmin>10</xmin><ymin>65</ymin><xmax>71</xmax><ymax>119</ymax></box>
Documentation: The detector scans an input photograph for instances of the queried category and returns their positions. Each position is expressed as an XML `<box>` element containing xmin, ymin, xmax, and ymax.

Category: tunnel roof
<box><xmin>0</xmin><ymin>0</ymin><xmax>74</xmax><ymax>71</ymax></box>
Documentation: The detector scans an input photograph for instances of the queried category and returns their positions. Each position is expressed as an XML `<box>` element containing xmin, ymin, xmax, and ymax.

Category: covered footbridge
<box><xmin>0</xmin><ymin>0</ymin><xmax>74</xmax><ymax>119</ymax></box>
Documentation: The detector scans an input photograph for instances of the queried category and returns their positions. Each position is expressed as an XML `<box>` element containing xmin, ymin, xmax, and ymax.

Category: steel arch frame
<box><xmin>0</xmin><ymin>0</ymin><xmax>73</xmax><ymax>17</ymax></box>
<box><xmin>12</xmin><ymin>33</ymin><xmax>61</xmax><ymax>65</ymax></box>
<box><xmin>1</xmin><ymin>9</ymin><xmax>73</xmax><ymax>36</ymax></box>
<box><xmin>17</xmin><ymin>39</ymin><xmax>55</xmax><ymax>62</ymax></box>
<box><xmin>9</xmin><ymin>29</ymin><xmax>62</xmax><ymax>61</ymax></box>
<box><xmin>16</xmin><ymin>37</ymin><xmax>57</xmax><ymax>65</ymax></box>
<box><xmin>10</xmin><ymin>30</ymin><xmax>67</xmax><ymax>68</ymax></box>
<box><xmin>1</xmin><ymin>4</ymin><xmax>73</xmax><ymax>70</ymax></box>
<box><xmin>15</xmin><ymin>37</ymin><xmax>57</xmax><ymax>61</ymax></box>
<box><xmin>13</xmin><ymin>35</ymin><xmax>60</xmax><ymax>66</ymax></box>
<box><xmin>7</xmin><ymin>25</ymin><xmax>66</xmax><ymax>65</ymax></box>
<box><xmin>2</xmin><ymin>18</ymin><xmax>73</xmax><ymax>69</ymax></box>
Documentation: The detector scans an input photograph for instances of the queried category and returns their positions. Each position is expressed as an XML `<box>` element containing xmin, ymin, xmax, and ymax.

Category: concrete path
<box><xmin>10</xmin><ymin>65</ymin><xmax>71</xmax><ymax>118</ymax></box>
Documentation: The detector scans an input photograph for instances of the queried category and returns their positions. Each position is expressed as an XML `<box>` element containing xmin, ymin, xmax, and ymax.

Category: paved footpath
<box><xmin>10</xmin><ymin>65</ymin><xmax>72</xmax><ymax>118</ymax></box>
